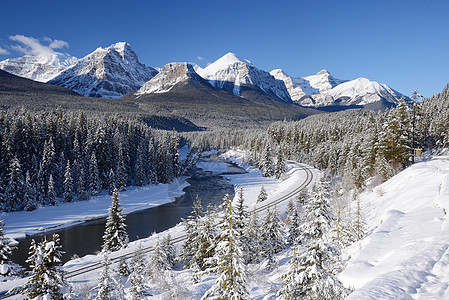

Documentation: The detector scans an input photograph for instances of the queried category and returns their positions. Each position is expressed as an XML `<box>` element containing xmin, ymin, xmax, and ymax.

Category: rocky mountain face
<box><xmin>271</xmin><ymin>69</ymin><xmax>406</xmax><ymax>109</ymax></box>
<box><xmin>0</xmin><ymin>53</ymin><xmax>77</xmax><ymax>83</ymax></box>
<box><xmin>135</xmin><ymin>62</ymin><xmax>208</xmax><ymax>95</ymax></box>
<box><xmin>196</xmin><ymin>53</ymin><xmax>292</xmax><ymax>103</ymax></box>
<box><xmin>48</xmin><ymin>42</ymin><xmax>158</xmax><ymax>98</ymax></box>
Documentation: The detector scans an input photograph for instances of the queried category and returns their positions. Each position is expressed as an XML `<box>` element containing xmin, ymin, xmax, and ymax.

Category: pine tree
<box><xmin>128</xmin><ymin>243</ymin><xmax>149</xmax><ymax>299</ymax></box>
<box><xmin>353</xmin><ymin>194</ymin><xmax>366</xmax><ymax>241</ymax></box>
<box><xmin>200</xmin><ymin>194</ymin><xmax>248</xmax><ymax>300</ymax></box>
<box><xmin>278</xmin><ymin>185</ymin><xmax>348</xmax><ymax>300</ymax></box>
<box><xmin>256</xmin><ymin>185</ymin><xmax>268</xmax><ymax>203</ymax></box>
<box><xmin>63</xmin><ymin>161</ymin><xmax>74</xmax><ymax>203</ymax></box>
<box><xmin>260</xmin><ymin>206</ymin><xmax>285</xmax><ymax>269</ymax></box>
<box><xmin>147</xmin><ymin>236</ymin><xmax>174</xmax><ymax>280</ymax></box>
<box><xmin>23</xmin><ymin>171</ymin><xmax>37</xmax><ymax>211</ymax></box>
<box><xmin>274</xmin><ymin>147</ymin><xmax>286</xmax><ymax>179</ymax></box>
<box><xmin>0</xmin><ymin>219</ymin><xmax>22</xmax><ymax>280</ymax></box>
<box><xmin>242</xmin><ymin>208</ymin><xmax>261</xmax><ymax>264</ymax></box>
<box><xmin>89</xmin><ymin>152</ymin><xmax>101</xmax><ymax>197</ymax></box>
<box><xmin>20</xmin><ymin>234</ymin><xmax>66</xmax><ymax>299</ymax></box>
<box><xmin>4</xmin><ymin>156</ymin><xmax>23</xmax><ymax>212</ymax></box>
<box><xmin>47</xmin><ymin>174</ymin><xmax>57</xmax><ymax>206</ymax></box>
<box><xmin>261</xmin><ymin>144</ymin><xmax>274</xmax><ymax>177</ymax></box>
<box><xmin>94</xmin><ymin>253</ymin><xmax>117</xmax><ymax>300</ymax></box>
<box><xmin>102</xmin><ymin>188</ymin><xmax>128</xmax><ymax>252</ymax></box>
<box><xmin>107</xmin><ymin>168</ymin><xmax>117</xmax><ymax>195</ymax></box>
<box><xmin>181</xmin><ymin>195</ymin><xmax>203</xmax><ymax>268</ymax></box>
<box><xmin>287</xmin><ymin>203</ymin><xmax>301</xmax><ymax>245</ymax></box>
<box><xmin>234</xmin><ymin>187</ymin><xmax>248</xmax><ymax>233</ymax></box>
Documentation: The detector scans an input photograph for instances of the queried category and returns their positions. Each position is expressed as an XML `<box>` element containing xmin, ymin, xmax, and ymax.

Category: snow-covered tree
<box><xmin>23</xmin><ymin>171</ymin><xmax>37</xmax><ymax>211</ymax></box>
<box><xmin>128</xmin><ymin>243</ymin><xmax>149</xmax><ymax>299</ymax></box>
<box><xmin>20</xmin><ymin>234</ymin><xmax>66</xmax><ymax>299</ymax></box>
<box><xmin>242</xmin><ymin>208</ymin><xmax>261</xmax><ymax>264</ymax></box>
<box><xmin>47</xmin><ymin>174</ymin><xmax>57</xmax><ymax>206</ymax></box>
<box><xmin>279</xmin><ymin>184</ymin><xmax>348</xmax><ymax>299</ymax></box>
<box><xmin>200</xmin><ymin>194</ymin><xmax>248</xmax><ymax>300</ymax></box>
<box><xmin>94</xmin><ymin>253</ymin><xmax>117</xmax><ymax>300</ymax></box>
<box><xmin>147</xmin><ymin>235</ymin><xmax>175</xmax><ymax>280</ymax></box>
<box><xmin>0</xmin><ymin>219</ymin><xmax>22</xmax><ymax>280</ymax></box>
<box><xmin>287</xmin><ymin>202</ymin><xmax>301</xmax><ymax>245</ymax></box>
<box><xmin>234</xmin><ymin>186</ymin><xmax>248</xmax><ymax>233</ymax></box>
<box><xmin>102</xmin><ymin>188</ymin><xmax>128</xmax><ymax>252</ymax></box>
<box><xmin>260</xmin><ymin>205</ymin><xmax>285</xmax><ymax>269</ymax></box>
<box><xmin>181</xmin><ymin>195</ymin><xmax>203</xmax><ymax>268</ymax></box>
<box><xmin>261</xmin><ymin>144</ymin><xmax>274</xmax><ymax>177</ymax></box>
<box><xmin>274</xmin><ymin>147</ymin><xmax>286</xmax><ymax>179</ymax></box>
<box><xmin>63</xmin><ymin>161</ymin><xmax>73</xmax><ymax>203</ymax></box>
<box><xmin>89</xmin><ymin>152</ymin><xmax>101</xmax><ymax>197</ymax></box>
<box><xmin>4</xmin><ymin>156</ymin><xmax>23</xmax><ymax>212</ymax></box>
<box><xmin>256</xmin><ymin>185</ymin><xmax>268</xmax><ymax>203</ymax></box>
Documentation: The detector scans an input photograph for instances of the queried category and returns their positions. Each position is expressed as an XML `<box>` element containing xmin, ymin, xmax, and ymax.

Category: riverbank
<box><xmin>1</xmin><ymin>178</ymin><xmax>189</xmax><ymax>241</ymax></box>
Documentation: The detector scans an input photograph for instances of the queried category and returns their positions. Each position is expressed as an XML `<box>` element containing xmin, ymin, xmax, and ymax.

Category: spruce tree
<box><xmin>94</xmin><ymin>253</ymin><xmax>117</xmax><ymax>300</ymax></box>
<box><xmin>181</xmin><ymin>195</ymin><xmax>203</xmax><ymax>268</ymax></box>
<box><xmin>261</xmin><ymin>144</ymin><xmax>274</xmax><ymax>177</ymax></box>
<box><xmin>260</xmin><ymin>206</ymin><xmax>285</xmax><ymax>269</ymax></box>
<box><xmin>274</xmin><ymin>147</ymin><xmax>286</xmax><ymax>179</ymax></box>
<box><xmin>89</xmin><ymin>152</ymin><xmax>101</xmax><ymax>197</ymax></box>
<box><xmin>242</xmin><ymin>208</ymin><xmax>261</xmax><ymax>264</ymax></box>
<box><xmin>200</xmin><ymin>194</ymin><xmax>248</xmax><ymax>300</ymax></box>
<box><xmin>63</xmin><ymin>161</ymin><xmax>74</xmax><ymax>203</ymax></box>
<box><xmin>4</xmin><ymin>156</ymin><xmax>23</xmax><ymax>212</ymax></box>
<box><xmin>47</xmin><ymin>174</ymin><xmax>57</xmax><ymax>206</ymax></box>
<box><xmin>256</xmin><ymin>185</ymin><xmax>268</xmax><ymax>203</ymax></box>
<box><xmin>102</xmin><ymin>188</ymin><xmax>128</xmax><ymax>252</ymax></box>
<box><xmin>20</xmin><ymin>234</ymin><xmax>66</xmax><ymax>299</ymax></box>
<box><xmin>0</xmin><ymin>219</ymin><xmax>22</xmax><ymax>280</ymax></box>
<box><xmin>23</xmin><ymin>171</ymin><xmax>37</xmax><ymax>211</ymax></box>
<box><xmin>128</xmin><ymin>243</ymin><xmax>149</xmax><ymax>299</ymax></box>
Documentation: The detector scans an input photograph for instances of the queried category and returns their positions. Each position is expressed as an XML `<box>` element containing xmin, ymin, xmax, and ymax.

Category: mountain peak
<box><xmin>201</xmin><ymin>52</ymin><xmax>252</xmax><ymax>76</ymax></box>
<box><xmin>316</xmin><ymin>69</ymin><xmax>331</xmax><ymax>76</ymax></box>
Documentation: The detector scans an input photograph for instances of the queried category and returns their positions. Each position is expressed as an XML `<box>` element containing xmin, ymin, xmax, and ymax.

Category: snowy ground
<box><xmin>0</xmin><ymin>149</ymin><xmax>318</xmax><ymax>298</ymax></box>
<box><xmin>341</xmin><ymin>158</ymin><xmax>449</xmax><ymax>299</ymax></box>
<box><xmin>1</xmin><ymin>179</ymin><xmax>189</xmax><ymax>241</ymax></box>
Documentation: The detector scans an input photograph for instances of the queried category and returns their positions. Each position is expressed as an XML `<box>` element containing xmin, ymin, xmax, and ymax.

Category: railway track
<box><xmin>1</xmin><ymin>162</ymin><xmax>315</xmax><ymax>298</ymax></box>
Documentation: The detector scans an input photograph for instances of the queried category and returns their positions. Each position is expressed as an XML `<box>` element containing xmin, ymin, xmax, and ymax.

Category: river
<box><xmin>10</xmin><ymin>158</ymin><xmax>244</xmax><ymax>269</ymax></box>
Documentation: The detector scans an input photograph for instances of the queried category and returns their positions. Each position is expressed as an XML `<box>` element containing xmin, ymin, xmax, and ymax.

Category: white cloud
<box><xmin>9</xmin><ymin>35</ymin><xmax>69</xmax><ymax>57</ymax></box>
<box><xmin>0</xmin><ymin>46</ymin><xmax>10</xmax><ymax>55</ymax></box>
<box><xmin>197</xmin><ymin>56</ymin><xmax>204</xmax><ymax>61</ymax></box>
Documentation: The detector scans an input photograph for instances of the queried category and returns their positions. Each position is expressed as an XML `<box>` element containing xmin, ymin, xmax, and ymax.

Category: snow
<box><xmin>270</xmin><ymin>68</ymin><xmax>405</xmax><ymax>107</ymax></box>
<box><xmin>341</xmin><ymin>158</ymin><xmax>449</xmax><ymax>299</ymax></box>
<box><xmin>198</xmin><ymin>53</ymin><xmax>252</xmax><ymax>78</ymax></box>
<box><xmin>1</xmin><ymin>178</ymin><xmax>189</xmax><ymax>241</ymax></box>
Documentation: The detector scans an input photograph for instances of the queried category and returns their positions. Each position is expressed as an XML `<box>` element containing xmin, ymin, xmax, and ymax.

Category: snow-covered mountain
<box><xmin>271</xmin><ymin>69</ymin><xmax>405</xmax><ymax>108</ymax></box>
<box><xmin>197</xmin><ymin>53</ymin><xmax>292</xmax><ymax>103</ymax></box>
<box><xmin>49</xmin><ymin>42</ymin><xmax>158</xmax><ymax>98</ymax></box>
<box><xmin>0</xmin><ymin>53</ymin><xmax>77</xmax><ymax>83</ymax></box>
<box><xmin>135</xmin><ymin>62</ymin><xmax>207</xmax><ymax>95</ymax></box>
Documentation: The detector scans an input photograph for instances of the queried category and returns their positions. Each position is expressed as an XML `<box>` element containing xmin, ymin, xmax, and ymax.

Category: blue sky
<box><xmin>0</xmin><ymin>0</ymin><xmax>447</xmax><ymax>97</ymax></box>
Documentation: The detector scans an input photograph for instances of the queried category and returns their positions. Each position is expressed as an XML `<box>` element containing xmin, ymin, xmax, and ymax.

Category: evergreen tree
<box><xmin>107</xmin><ymin>168</ymin><xmax>117</xmax><ymax>195</ymax></box>
<box><xmin>181</xmin><ymin>195</ymin><xmax>203</xmax><ymax>268</ymax></box>
<box><xmin>147</xmin><ymin>236</ymin><xmax>174</xmax><ymax>280</ymax></box>
<box><xmin>4</xmin><ymin>156</ymin><xmax>23</xmax><ymax>212</ymax></box>
<box><xmin>23</xmin><ymin>171</ymin><xmax>37</xmax><ymax>211</ymax></box>
<box><xmin>256</xmin><ymin>185</ymin><xmax>268</xmax><ymax>203</ymax></box>
<box><xmin>102</xmin><ymin>188</ymin><xmax>128</xmax><ymax>252</ymax></box>
<box><xmin>353</xmin><ymin>194</ymin><xmax>366</xmax><ymax>241</ymax></box>
<box><xmin>94</xmin><ymin>253</ymin><xmax>117</xmax><ymax>300</ymax></box>
<box><xmin>20</xmin><ymin>234</ymin><xmax>66</xmax><ymax>299</ymax></box>
<box><xmin>63</xmin><ymin>161</ymin><xmax>74</xmax><ymax>203</ymax></box>
<box><xmin>242</xmin><ymin>208</ymin><xmax>261</xmax><ymax>264</ymax></box>
<box><xmin>47</xmin><ymin>174</ymin><xmax>57</xmax><ymax>206</ymax></box>
<box><xmin>278</xmin><ymin>185</ymin><xmax>348</xmax><ymax>300</ymax></box>
<box><xmin>274</xmin><ymin>147</ymin><xmax>286</xmax><ymax>179</ymax></box>
<box><xmin>287</xmin><ymin>202</ymin><xmax>301</xmax><ymax>245</ymax></box>
<box><xmin>0</xmin><ymin>219</ymin><xmax>22</xmax><ymax>280</ymax></box>
<box><xmin>128</xmin><ymin>243</ymin><xmax>149</xmax><ymax>299</ymax></box>
<box><xmin>261</xmin><ymin>144</ymin><xmax>274</xmax><ymax>177</ymax></box>
<box><xmin>234</xmin><ymin>187</ymin><xmax>248</xmax><ymax>233</ymax></box>
<box><xmin>260</xmin><ymin>206</ymin><xmax>285</xmax><ymax>269</ymax></box>
<box><xmin>89</xmin><ymin>152</ymin><xmax>101</xmax><ymax>197</ymax></box>
<box><xmin>200</xmin><ymin>194</ymin><xmax>248</xmax><ymax>300</ymax></box>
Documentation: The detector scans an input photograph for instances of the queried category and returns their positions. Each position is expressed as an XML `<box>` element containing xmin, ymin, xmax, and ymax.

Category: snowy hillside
<box><xmin>135</xmin><ymin>62</ymin><xmax>207</xmax><ymax>95</ymax></box>
<box><xmin>271</xmin><ymin>68</ymin><xmax>405</xmax><ymax>108</ymax></box>
<box><xmin>197</xmin><ymin>53</ymin><xmax>292</xmax><ymax>103</ymax></box>
<box><xmin>48</xmin><ymin>42</ymin><xmax>158</xmax><ymax>98</ymax></box>
<box><xmin>341</xmin><ymin>158</ymin><xmax>449</xmax><ymax>299</ymax></box>
<box><xmin>0</xmin><ymin>53</ymin><xmax>77</xmax><ymax>82</ymax></box>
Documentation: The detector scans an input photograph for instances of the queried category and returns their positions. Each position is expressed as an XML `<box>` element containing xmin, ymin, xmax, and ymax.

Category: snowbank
<box><xmin>341</xmin><ymin>158</ymin><xmax>449</xmax><ymax>299</ymax></box>
<box><xmin>1</xmin><ymin>178</ymin><xmax>189</xmax><ymax>240</ymax></box>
